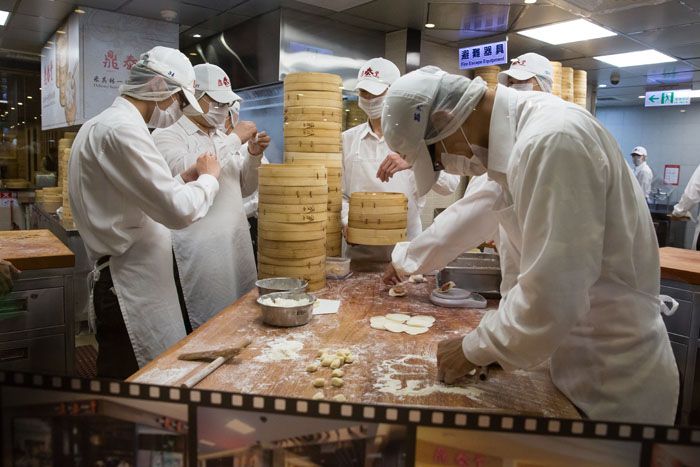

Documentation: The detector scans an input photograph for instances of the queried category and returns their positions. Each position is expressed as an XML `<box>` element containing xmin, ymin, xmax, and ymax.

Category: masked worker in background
<box><xmin>342</xmin><ymin>58</ymin><xmax>460</xmax><ymax>263</ymax></box>
<box><xmin>69</xmin><ymin>47</ymin><xmax>222</xmax><ymax>379</ymax></box>
<box><xmin>631</xmin><ymin>146</ymin><xmax>653</xmax><ymax>202</ymax></box>
<box><xmin>497</xmin><ymin>53</ymin><xmax>553</xmax><ymax>92</ymax></box>
<box><xmin>381</xmin><ymin>65</ymin><xmax>678</xmax><ymax>425</ymax></box>
<box><xmin>671</xmin><ymin>164</ymin><xmax>700</xmax><ymax>250</ymax></box>
<box><xmin>383</xmin><ymin>53</ymin><xmax>554</xmax><ymax>286</ymax></box>
<box><xmin>154</xmin><ymin>64</ymin><xmax>269</xmax><ymax>331</ymax></box>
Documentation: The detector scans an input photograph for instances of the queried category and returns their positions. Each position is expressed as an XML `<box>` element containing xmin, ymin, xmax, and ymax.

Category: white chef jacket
<box><xmin>342</xmin><ymin>121</ymin><xmax>460</xmax><ymax>262</ymax></box>
<box><xmin>461</xmin><ymin>86</ymin><xmax>678</xmax><ymax>424</ymax></box>
<box><xmin>242</xmin><ymin>155</ymin><xmax>269</xmax><ymax>218</ymax></box>
<box><xmin>153</xmin><ymin>116</ymin><xmax>262</xmax><ymax>329</ymax></box>
<box><xmin>392</xmin><ymin>174</ymin><xmax>501</xmax><ymax>275</ymax></box>
<box><xmin>633</xmin><ymin>161</ymin><xmax>654</xmax><ymax>201</ymax></box>
<box><xmin>68</xmin><ymin>96</ymin><xmax>219</xmax><ymax>366</ymax></box>
<box><xmin>672</xmin><ymin>164</ymin><xmax>700</xmax><ymax>249</ymax></box>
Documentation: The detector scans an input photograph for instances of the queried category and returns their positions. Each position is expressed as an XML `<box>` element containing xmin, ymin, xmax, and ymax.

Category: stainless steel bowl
<box><xmin>255</xmin><ymin>277</ymin><xmax>309</xmax><ymax>297</ymax></box>
<box><xmin>256</xmin><ymin>291</ymin><xmax>316</xmax><ymax>327</ymax></box>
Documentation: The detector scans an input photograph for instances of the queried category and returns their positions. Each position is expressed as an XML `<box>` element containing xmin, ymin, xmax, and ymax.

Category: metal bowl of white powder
<box><xmin>257</xmin><ymin>291</ymin><xmax>316</xmax><ymax>327</ymax></box>
<box><xmin>256</xmin><ymin>277</ymin><xmax>308</xmax><ymax>297</ymax></box>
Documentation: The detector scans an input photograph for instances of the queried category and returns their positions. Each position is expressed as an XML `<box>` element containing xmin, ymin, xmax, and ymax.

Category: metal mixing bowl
<box><xmin>256</xmin><ymin>277</ymin><xmax>309</xmax><ymax>297</ymax></box>
<box><xmin>256</xmin><ymin>291</ymin><xmax>316</xmax><ymax>327</ymax></box>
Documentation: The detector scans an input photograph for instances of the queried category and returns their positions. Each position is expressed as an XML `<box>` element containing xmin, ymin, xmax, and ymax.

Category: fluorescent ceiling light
<box><xmin>598</xmin><ymin>84</ymin><xmax>607</xmax><ymax>88</ymax></box>
<box><xmin>517</xmin><ymin>19</ymin><xmax>615</xmax><ymax>45</ymax></box>
<box><xmin>594</xmin><ymin>49</ymin><xmax>675</xmax><ymax>67</ymax></box>
<box><xmin>424</xmin><ymin>23</ymin><xmax>435</xmax><ymax>28</ymax></box>
<box><xmin>192</xmin><ymin>33</ymin><xmax>201</xmax><ymax>38</ymax></box>
<box><xmin>199</xmin><ymin>439</ymin><xmax>215</xmax><ymax>447</ymax></box>
<box><xmin>0</xmin><ymin>10</ymin><xmax>9</xmax><ymax>26</ymax></box>
<box><xmin>638</xmin><ymin>95</ymin><xmax>645</xmax><ymax>98</ymax></box>
<box><xmin>525</xmin><ymin>0</ymin><xmax>537</xmax><ymax>3</ymax></box>
<box><xmin>676</xmin><ymin>89</ymin><xmax>700</xmax><ymax>99</ymax></box>
<box><xmin>225</xmin><ymin>419</ymin><xmax>255</xmax><ymax>435</ymax></box>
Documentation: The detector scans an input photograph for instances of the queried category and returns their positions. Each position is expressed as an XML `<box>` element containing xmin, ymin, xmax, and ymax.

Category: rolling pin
<box><xmin>178</xmin><ymin>338</ymin><xmax>252</xmax><ymax>388</ymax></box>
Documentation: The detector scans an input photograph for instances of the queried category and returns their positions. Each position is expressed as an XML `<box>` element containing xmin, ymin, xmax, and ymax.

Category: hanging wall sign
<box><xmin>459</xmin><ymin>40</ymin><xmax>508</xmax><ymax>70</ymax></box>
<box><xmin>663</xmin><ymin>164</ymin><xmax>681</xmax><ymax>185</ymax></box>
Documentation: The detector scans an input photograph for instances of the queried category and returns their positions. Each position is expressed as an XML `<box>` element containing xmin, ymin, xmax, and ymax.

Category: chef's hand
<box><xmin>180</xmin><ymin>161</ymin><xmax>200</xmax><ymax>183</ymax></box>
<box><xmin>234</xmin><ymin>121</ymin><xmax>257</xmax><ymax>144</ymax></box>
<box><xmin>376</xmin><ymin>152</ymin><xmax>411</xmax><ymax>182</ymax></box>
<box><xmin>196</xmin><ymin>153</ymin><xmax>221</xmax><ymax>179</ymax></box>
<box><xmin>248</xmin><ymin>131</ymin><xmax>270</xmax><ymax>156</ymax></box>
<box><xmin>437</xmin><ymin>336</ymin><xmax>477</xmax><ymax>384</ymax></box>
<box><xmin>0</xmin><ymin>259</ymin><xmax>21</xmax><ymax>296</ymax></box>
<box><xmin>382</xmin><ymin>263</ymin><xmax>405</xmax><ymax>285</ymax></box>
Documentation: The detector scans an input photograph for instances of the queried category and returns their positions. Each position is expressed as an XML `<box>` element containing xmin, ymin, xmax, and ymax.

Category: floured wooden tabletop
<box><xmin>129</xmin><ymin>272</ymin><xmax>579</xmax><ymax>419</ymax></box>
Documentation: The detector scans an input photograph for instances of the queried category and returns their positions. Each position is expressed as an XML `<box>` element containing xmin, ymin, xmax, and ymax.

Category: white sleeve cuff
<box><xmin>391</xmin><ymin>241</ymin><xmax>414</xmax><ymax>276</ymax></box>
<box><xmin>462</xmin><ymin>330</ymin><xmax>494</xmax><ymax>367</ymax></box>
<box><xmin>197</xmin><ymin>173</ymin><xmax>220</xmax><ymax>195</ymax></box>
<box><xmin>175</xmin><ymin>174</ymin><xmax>185</xmax><ymax>185</ymax></box>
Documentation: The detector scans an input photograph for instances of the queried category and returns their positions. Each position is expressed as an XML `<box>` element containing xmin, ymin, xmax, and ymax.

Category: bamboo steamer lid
<box><xmin>347</xmin><ymin>227</ymin><xmax>407</xmax><ymax>245</ymax></box>
<box><xmin>258</xmin><ymin>237</ymin><xmax>326</xmax><ymax>251</ymax></box>
<box><xmin>258</xmin><ymin>229</ymin><xmax>326</xmax><ymax>242</ymax></box>
<box><xmin>349</xmin><ymin>203</ymin><xmax>407</xmax><ymax>215</ymax></box>
<box><xmin>258</xmin><ymin>210</ymin><xmax>327</xmax><ymax>223</ymax></box>
<box><xmin>285</xmin><ymin>92</ymin><xmax>343</xmax><ymax>109</ymax></box>
<box><xmin>284</xmin><ymin>106</ymin><xmax>343</xmax><ymax>124</ymax></box>
<box><xmin>284</xmin><ymin>72</ymin><xmax>342</xmax><ymax>86</ymax></box>
<box><xmin>259</xmin><ymin>194</ymin><xmax>329</xmax><ymax>205</ymax></box>
<box><xmin>350</xmin><ymin>191</ymin><xmax>407</xmax><ymax>204</ymax></box>
<box><xmin>258</xmin><ymin>254</ymin><xmax>325</xmax><ymax>268</ymax></box>
<box><xmin>259</xmin><ymin>203</ymin><xmax>327</xmax><ymax>214</ymax></box>
<box><xmin>285</xmin><ymin>81</ymin><xmax>344</xmax><ymax>93</ymax></box>
<box><xmin>284</xmin><ymin>121</ymin><xmax>342</xmax><ymax>131</ymax></box>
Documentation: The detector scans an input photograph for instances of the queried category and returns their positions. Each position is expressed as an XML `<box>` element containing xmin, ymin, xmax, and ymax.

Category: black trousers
<box><xmin>93</xmin><ymin>265</ymin><xmax>139</xmax><ymax>379</ymax></box>
<box><xmin>249</xmin><ymin>216</ymin><xmax>259</xmax><ymax>264</ymax></box>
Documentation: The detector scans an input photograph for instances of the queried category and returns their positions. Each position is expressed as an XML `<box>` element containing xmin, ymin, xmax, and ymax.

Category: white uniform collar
<box><xmin>114</xmin><ymin>96</ymin><xmax>148</xmax><ymax>127</ymax></box>
<box><xmin>360</xmin><ymin>121</ymin><xmax>383</xmax><ymax>142</ymax></box>
<box><xmin>487</xmin><ymin>85</ymin><xmax>518</xmax><ymax>176</ymax></box>
<box><xmin>179</xmin><ymin>115</ymin><xmax>219</xmax><ymax>137</ymax></box>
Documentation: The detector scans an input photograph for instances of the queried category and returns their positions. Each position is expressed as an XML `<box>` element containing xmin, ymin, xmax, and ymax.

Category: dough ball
<box><xmin>406</xmin><ymin>315</ymin><xmax>436</xmax><ymax>328</ymax></box>
<box><xmin>369</xmin><ymin>316</ymin><xmax>388</xmax><ymax>330</ymax></box>
<box><xmin>408</xmin><ymin>274</ymin><xmax>425</xmax><ymax>283</ymax></box>
<box><xmin>312</xmin><ymin>391</ymin><xmax>324</xmax><ymax>400</ymax></box>
<box><xmin>385</xmin><ymin>313</ymin><xmax>410</xmax><ymax>323</ymax></box>
<box><xmin>313</xmin><ymin>378</ymin><xmax>325</xmax><ymax>388</ymax></box>
<box><xmin>331</xmin><ymin>377</ymin><xmax>344</xmax><ymax>387</ymax></box>
<box><xmin>317</xmin><ymin>348</ymin><xmax>330</xmax><ymax>358</ymax></box>
<box><xmin>331</xmin><ymin>368</ymin><xmax>344</xmax><ymax>378</ymax></box>
<box><xmin>344</xmin><ymin>354</ymin><xmax>354</xmax><ymax>364</ymax></box>
<box><xmin>337</xmin><ymin>348</ymin><xmax>351</xmax><ymax>357</ymax></box>
<box><xmin>439</xmin><ymin>281</ymin><xmax>456</xmax><ymax>292</ymax></box>
<box><xmin>321</xmin><ymin>356</ymin><xmax>334</xmax><ymax>367</ymax></box>
<box><xmin>404</xmin><ymin>325</ymin><xmax>429</xmax><ymax>335</ymax></box>
<box><xmin>388</xmin><ymin>284</ymin><xmax>407</xmax><ymax>297</ymax></box>
<box><xmin>384</xmin><ymin>320</ymin><xmax>408</xmax><ymax>333</ymax></box>
<box><xmin>330</xmin><ymin>358</ymin><xmax>342</xmax><ymax>369</ymax></box>
<box><xmin>306</xmin><ymin>363</ymin><xmax>319</xmax><ymax>373</ymax></box>
<box><xmin>333</xmin><ymin>394</ymin><xmax>347</xmax><ymax>402</ymax></box>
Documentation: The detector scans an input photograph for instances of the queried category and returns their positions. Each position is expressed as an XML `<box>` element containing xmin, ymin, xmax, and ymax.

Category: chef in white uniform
<box><xmin>154</xmin><ymin>64</ymin><xmax>269</xmax><ymax>330</ymax></box>
<box><xmin>342</xmin><ymin>58</ymin><xmax>459</xmax><ymax>263</ymax></box>
<box><xmin>69</xmin><ymin>47</ymin><xmax>221</xmax><ymax>378</ymax></box>
<box><xmin>384</xmin><ymin>53</ymin><xmax>554</xmax><ymax>285</ymax></box>
<box><xmin>631</xmin><ymin>146</ymin><xmax>653</xmax><ymax>202</ymax></box>
<box><xmin>671</xmin><ymin>164</ymin><xmax>700</xmax><ymax>250</ymax></box>
<box><xmin>381</xmin><ymin>66</ymin><xmax>679</xmax><ymax>424</ymax></box>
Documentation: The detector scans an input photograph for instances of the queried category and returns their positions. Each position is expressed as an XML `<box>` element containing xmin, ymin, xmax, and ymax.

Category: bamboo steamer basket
<box><xmin>259</xmin><ymin>194</ymin><xmax>329</xmax><ymax>205</ymax></box>
<box><xmin>258</xmin><ymin>254</ymin><xmax>325</xmax><ymax>268</ymax></box>
<box><xmin>258</xmin><ymin>238</ymin><xmax>326</xmax><ymax>251</ymax></box>
<box><xmin>259</xmin><ymin>245</ymin><xmax>327</xmax><ymax>260</ymax></box>
<box><xmin>258</xmin><ymin>263</ymin><xmax>325</xmax><ymax>281</ymax></box>
<box><xmin>284</xmin><ymin>72</ymin><xmax>342</xmax><ymax>86</ymax></box>
<box><xmin>561</xmin><ymin>66</ymin><xmax>574</xmax><ymax>102</ymax></box>
<box><xmin>285</xmin><ymin>81</ymin><xmax>344</xmax><ymax>93</ymax></box>
<box><xmin>285</xmin><ymin>152</ymin><xmax>342</xmax><ymax>167</ymax></box>
<box><xmin>285</xmin><ymin>92</ymin><xmax>342</xmax><ymax>110</ymax></box>
<box><xmin>473</xmin><ymin>66</ymin><xmax>501</xmax><ymax>90</ymax></box>
<box><xmin>258</xmin><ymin>273</ymin><xmax>325</xmax><ymax>292</ymax></box>
<box><xmin>573</xmin><ymin>69</ymin><xmax>587</xmax><ymax>105</ymax></box>
<box><xmin>259</xmin><ymin>220</ymin><xmax>325</xmax><ymax>232</ymax></box>
<box><xmin>349</xmin><ymin>211</ymin><xmax>408</xmax><ymax>229</ymax></box>
<box><xmin>284</xmin><ymin>106</ymin><xmax>344</xmax><ymax>124</ymax></box>
<box><xmin>258</xmin><ymin>185</ymin><xmax>328</xmax><ymax>196</ymax></box>
<box><xmin>346</xmin><ymin>227</ymin><xmax>407</xmax><ymax>245</ymax></box>
<box><xmin>259</xmin><ymin>203</ymin><xmax>327</xmax><ymax>214</ymax></box>
<box><xmin>284</xmin><ymin>139</ymin><xmax>342</xmax><ymax>154</ymax></box>
<box><xmin>258</xmin><ymin>210</ymin><xmax>327</xmax><ymax>223</ymax></box>
<box><xmin>350</xmin><ymin>191</ymin><xmax>407</xmax><ymax>206</ymax></box>
<box><xmin>283</xmin><ymin>121</ymin><xmax>342</xmax><ymax>131</ymax></box>
<box><xmin>259</xmin><ymin>177</ymin><xmax>328</xmax><ymax>187</ymax></box>
<box><xmin>258</xmin><ymin>229</ymin><xmax>326</xmax><ymax>242</ymax></box>
<box><xmin>284</xmin><ymin>128</ymin><xmax>341</xmax><ymax>138</ymax></box>
<box><xmin>259</xmin><ymin>164</ymin><xmax>326</xmax><ymax>178</ymax></box>
<box><xmin>550</xmin><ymin>61</ymin><xmax>562</xmax><ymax>97</ymax></box>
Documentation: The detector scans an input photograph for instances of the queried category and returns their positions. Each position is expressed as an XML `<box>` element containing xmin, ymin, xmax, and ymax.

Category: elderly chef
<box><xmin>154</xmin><ymin>63</ymin><xmax>269</xmax><ymax>330</ymax></box>
<box><xmin>69</xmin><ymin>46</ymin><xmax>221</xmax><ymax>379</ymax></box>
<box><xmin>380</xmin><ymin>65</ymin><xmax>678</xmax><ymax>425</ymax></box>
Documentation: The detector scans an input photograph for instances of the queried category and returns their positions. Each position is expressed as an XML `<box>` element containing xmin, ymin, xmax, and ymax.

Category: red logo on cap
<box><xmin>512</xmin><ymin>58</ymin><xmax>527</xmax><ymax>66</ymax></box>
<box><xmin>222</xmin><ymin>76</ymin><xmax>230</xmax><ymax>87</ymax></box>
<box><xmin>362</xmin><ymin>67</ymin><xmax>380</xmax><ymax>78</ymax></box>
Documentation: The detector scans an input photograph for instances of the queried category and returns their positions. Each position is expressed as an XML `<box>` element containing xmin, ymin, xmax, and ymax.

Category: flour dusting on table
<box><xmin>254</xmin><ymin>337</ymin><xmax>305</xmax><ymax>362</ymax></box>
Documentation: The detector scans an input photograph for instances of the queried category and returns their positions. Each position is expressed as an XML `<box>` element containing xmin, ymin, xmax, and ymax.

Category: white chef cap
<box><xmin>381</xmin><ymin>66</ymin><xmax>488</xmax><ymax>196</ymax></box>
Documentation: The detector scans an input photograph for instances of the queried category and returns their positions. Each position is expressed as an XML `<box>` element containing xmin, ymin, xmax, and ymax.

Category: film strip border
<box><xmin>2</xmin><ymin>369</ymin><xmax>698</xmax><ymax>446</ymax></box>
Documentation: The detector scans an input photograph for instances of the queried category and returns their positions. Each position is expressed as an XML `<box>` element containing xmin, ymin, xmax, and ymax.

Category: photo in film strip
<box><xmin>1</xmin><ymin>370</ymin><xmax>699</xmax><ymax>466</ymax></box>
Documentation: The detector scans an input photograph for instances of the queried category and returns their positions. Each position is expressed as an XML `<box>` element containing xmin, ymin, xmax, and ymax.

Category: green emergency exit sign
<box><xmin>644</xmin><ymin>90</ymin><xmax>690</xmax><ymax>107</ymax></box>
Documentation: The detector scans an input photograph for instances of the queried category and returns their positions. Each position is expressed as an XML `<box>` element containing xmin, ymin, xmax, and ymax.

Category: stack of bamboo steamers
<box><xmin>58</xmin><ymin>131</ymin><xmax>77</xmax><ymax>226</ymax></box>
<box><xmin>347</xmin><ymin>192</ymin><xmax>408</xmax><ymax>245</ymax></box>
<box><xmin>550</xmin><ymin>61</ymin><xmax>587</xmax><ymax>107</ymax></box>
<box><xmin>256</xmin><ymin>72</ymin><xmax>345</xmax><ymax>291</ymax></box>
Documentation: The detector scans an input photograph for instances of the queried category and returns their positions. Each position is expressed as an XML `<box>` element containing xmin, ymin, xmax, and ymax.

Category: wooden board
<box><xmin>659</xmin><ymin>247</ymin><xmax>700</xmax><ymax>285</ymax></box>
<box><xmin>128</xmin><ymin>273</ymin><xmax>580</xmax><ymax>419</ymax></box>
<box><xmin>0</xmin><ymin>229</ymin><xmax>75</xmax><ymax>270</ymax></box>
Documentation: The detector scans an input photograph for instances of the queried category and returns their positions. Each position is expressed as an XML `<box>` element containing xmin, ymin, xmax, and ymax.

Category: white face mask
<box><xmin>203</xmin><ymin>104</ymin><xmax>228</xmax><ymax>129</ymax></box>
<box><xmin>439</xmin><ymin>127</ymin><xmax>487</xmax><ymax>176</ymax></box>
<box><xmin>358</xmin><ymin>95</ymin><xmax>385</xmax><ymax>119</ymax></box>
<box><xmin>632</xmin><ymin>156</ymin><xmax>643</xmax><ymax>167</ymax></box>
<box><xmin>510</xmin><ymin>82</ymin><xmax>534</xmax><ymax>91</ymax></box>
<box><xmin>148</xmin><ymin>96</ymin><xmax>182</xmax><ymax>129</ymax></box>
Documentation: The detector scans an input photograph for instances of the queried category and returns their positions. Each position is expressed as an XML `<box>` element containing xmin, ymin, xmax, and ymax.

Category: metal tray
<box><xmin>437</xmin><ymin>252</ymin><xmax>502</xmax><ymax>299</ymax></box>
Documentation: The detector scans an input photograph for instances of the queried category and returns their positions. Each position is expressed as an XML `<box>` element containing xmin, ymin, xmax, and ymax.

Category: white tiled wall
<box><xmin>596</xmin><ymin>103</ymin><xmax>700</xmax><ymax>204</ymax></box>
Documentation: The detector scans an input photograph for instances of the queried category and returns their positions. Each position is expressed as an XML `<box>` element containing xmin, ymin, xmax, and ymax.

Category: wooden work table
<box><xmin>129</xmin><ymin>273</ymin><xmax>580</xmax><ymax>419</ymax></box>
<box><xmin>660</xmin><ymin>247</ymin><xmax>700</xmax><ymax>285</ymax></box>
<box><xmin>0</xmin><ymin>229</ymin><xmax>75</xmax><ymax>270</ymax></box>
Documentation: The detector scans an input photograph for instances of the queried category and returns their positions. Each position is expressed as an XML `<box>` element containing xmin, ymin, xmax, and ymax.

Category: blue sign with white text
<box><xmin>459</xmin><ymin>41</ymin><xmax>508</xmax><ymax>70</ymax></box>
